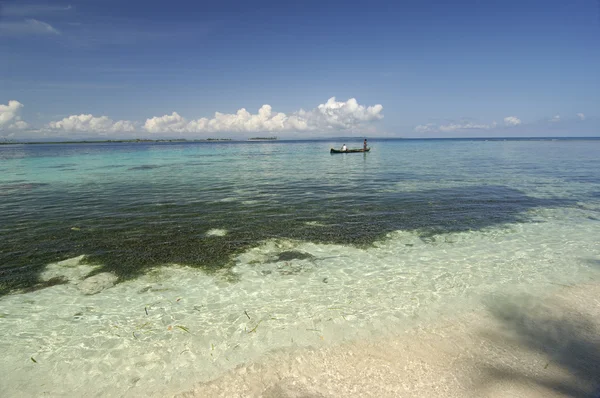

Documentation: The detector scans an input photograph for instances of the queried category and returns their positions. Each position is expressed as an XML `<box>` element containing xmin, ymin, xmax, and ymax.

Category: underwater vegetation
<box><xmin>0</xmin><ymin>180</ymin><xmax>574</xmax><ymax>296</ymax></box>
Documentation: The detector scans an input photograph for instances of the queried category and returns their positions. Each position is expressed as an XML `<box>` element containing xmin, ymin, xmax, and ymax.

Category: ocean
<box><xmin>1</xmin><ymin>138</ymin><xmax>599</xmax><ymax>396</ymax></box>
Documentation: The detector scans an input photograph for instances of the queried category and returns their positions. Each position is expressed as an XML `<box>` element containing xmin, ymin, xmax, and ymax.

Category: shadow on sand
<box><xmin>477</xmin><ymin>290</ymin><xmax>600</xmax><ymax>397</ymax></box>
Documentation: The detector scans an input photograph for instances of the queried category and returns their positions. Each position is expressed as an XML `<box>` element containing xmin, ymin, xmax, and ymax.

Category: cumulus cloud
<box><xmin>0</xmin><ymin>19</ymin><xmax>60</xmax><ymax>36</ymax></box>
<box><xmin>10</xmin><ymin>120</ymin><xmax>30</xmax><ymax>130</ymax></box>
<box><xmin>0</xmin><ymin>100</ymin><xmax>23</xmax><ymax>126</ymax></box>
<box><xmin>577</xmin><ymin>113</ymin><xmax>585</xmax><ymax>121</ymax></box>
<box><xmin>48</xmin><ymin>114</ymin><xmax>136</xmax><ymax>133</ymax></box>
<box><xmin>0</xmin><ymin>100</ymin><xmax>29</xmax><ymax>130</ymax></box>
<box><xmin>144</xmin><ymin>97</ymin><xmax>383</xmax><ymax>134</ymax></box>
<box><xmin>550</xmin><ymin>115</ymin><xmax>560</xmax><ymax>123</ymax></box>
<box><xmin>503</xmin><ymin>116</ymin><xmax>522</xmax><ymax>127</ymax></box>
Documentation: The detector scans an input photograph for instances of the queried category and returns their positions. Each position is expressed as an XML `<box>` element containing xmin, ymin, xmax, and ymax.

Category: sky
<box><xmin>0</xmin><ymin>0</ymin><xmax>599</xmax><ymax>140</ymax></box>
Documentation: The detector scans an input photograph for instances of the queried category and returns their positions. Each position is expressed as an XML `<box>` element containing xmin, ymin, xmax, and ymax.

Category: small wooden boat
<box><xmin>330</xmin><ymin>148</ymin><xmax>370</xmax><ymax>153</ymax></box>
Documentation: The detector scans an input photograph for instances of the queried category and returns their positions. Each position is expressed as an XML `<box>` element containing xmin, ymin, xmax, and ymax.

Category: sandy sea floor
<box><xmin>1</xmin><ymin>213</ymin><xmax>599</xmax><ymax>397</ymax></box>
<box><xmin>178</xmin><ymin>281</ymin><xmax>600</xmax><ymax>398</ymax></box>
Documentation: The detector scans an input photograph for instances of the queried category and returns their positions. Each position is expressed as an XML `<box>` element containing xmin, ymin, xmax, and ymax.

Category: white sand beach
<box><xmin>178</xmin><ymin>281</ymin><xmax>600</xmax><ymax>398</ymax></box>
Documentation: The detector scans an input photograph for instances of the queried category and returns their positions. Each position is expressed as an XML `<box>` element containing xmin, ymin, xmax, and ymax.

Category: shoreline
<box><xmin>177</xmin><ymin>280</ymin><xmax>600</xmax><ymax>398</ymax></box>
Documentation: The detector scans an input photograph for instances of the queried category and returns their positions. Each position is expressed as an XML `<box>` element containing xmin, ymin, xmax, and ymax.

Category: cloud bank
<box><xmin>144</xmin><ymin>97</ymin><xmax>383</xmax><ymax>134</ymax></box>
<box><xmin>416</xmin><ymin>116</ymin><xmax>525</xmax><ymax>133</ymax></box>
<box><xmin>3</xmin><ymin>97</ymin><xmax>383</xmax><ymax>137</ymax></box>
<box><xmin>2</xmin><ymin>97</ymin><xmax>593</xmax><ymax>139</ymax></box>
<box><xmin>415</xmin><ymin>121</ymin><xmax>497</xmax><ymax>133</ymax></box>
<box><xmin>0</xmin><ymin>100</ymin><xmax>29</xmax><ymax>130</ymax></box>
<box><xmin>47</xmin><ymin>114</ymin><xmax>136</xmax><ymax>133</ymax></box>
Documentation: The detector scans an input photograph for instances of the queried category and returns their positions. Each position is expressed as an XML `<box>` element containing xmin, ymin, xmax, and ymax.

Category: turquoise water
<box><xmin>2</xmin><ymin>139</ymin><xmax>597</xmax><ymax>294</ymax></box>
<box><xmin>1</xmin><ymin>138</ymin><xmax>599</xmax><ymax>396</ymax></box>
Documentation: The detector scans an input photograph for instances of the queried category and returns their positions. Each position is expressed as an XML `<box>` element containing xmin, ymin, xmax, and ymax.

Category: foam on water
<box><xmin>1</xmin><ymin>208</ymin><xmax>598</xmax><ymax>397</ymax></box>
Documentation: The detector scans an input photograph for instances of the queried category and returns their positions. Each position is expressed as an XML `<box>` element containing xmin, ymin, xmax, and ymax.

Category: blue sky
<box><xmin>1</xmin><ymin>0</ymin><xmax>599</xmax><ymax>139</ymax></box>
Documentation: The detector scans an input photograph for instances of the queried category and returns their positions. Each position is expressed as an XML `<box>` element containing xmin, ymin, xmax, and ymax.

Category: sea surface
<box><xmin>1</xmin><ymin>138</ymin><xmax>599</xmax><ymax>396</ymax></box>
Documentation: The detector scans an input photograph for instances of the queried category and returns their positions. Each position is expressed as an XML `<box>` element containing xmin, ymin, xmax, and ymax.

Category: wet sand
<box><xmin>177</xmin><ymin>282</ymin><xmax>600</xmax><ymax>398</ymax></box>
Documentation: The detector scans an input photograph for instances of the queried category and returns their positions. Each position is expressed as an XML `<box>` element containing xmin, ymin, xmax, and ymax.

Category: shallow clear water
<box><xmin>1</xmin><ymin>138</ymin><xmax>599</xmax><ymax>396</ymax></box>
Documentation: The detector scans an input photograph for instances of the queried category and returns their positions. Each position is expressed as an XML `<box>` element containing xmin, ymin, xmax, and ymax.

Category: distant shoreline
<box><xmin>248</xmin><ymin>137</ymin><xmax>278</xmax><ymax>141</ymax></box>
<box><xmin>0</xmin><ymin>138</ymin><xmax>234</xmax><ymax>145</ymax></box>
<box><xmin>0</xmin><ymin>136</ymin><xmax>599</xmax><ymax>145</ymax></box>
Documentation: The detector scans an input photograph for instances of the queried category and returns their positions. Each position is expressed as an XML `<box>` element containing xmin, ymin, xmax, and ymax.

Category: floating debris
<box><xmin>175</xmin><ymin>325</ymin><xmax>190</xmax><ymax>334</ymax></box>
<box><xmin>248</xmin><ymin>320</ymin><xmax>262</xmax><ymax>333</ymax></box>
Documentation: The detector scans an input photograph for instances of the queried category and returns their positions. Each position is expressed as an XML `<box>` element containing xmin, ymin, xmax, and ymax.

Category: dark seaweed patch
<box><xmin>47</xmin><ymin>163</ymin><xmax>78</xmax><ymax>169</ymax></box>
<box><xmin>0</xmin><ymin>182</ymin><xmax>575</xmax><ymax>296</ymax></box>
<box><xmin>273</xmin><ymin>251</ymin><xmax>315</xmax><ymax>262</ymax></box>
<box><xmin>127</xmin><ymin>165</ymin><xmax>165</xmax><ymax>171</ymax></box>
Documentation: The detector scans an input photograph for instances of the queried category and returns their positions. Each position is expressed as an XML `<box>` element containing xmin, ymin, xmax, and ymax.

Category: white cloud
<box><xmin>10</xmin><ymin>120</ymin><xmax>30</xmax><ymax>130</ymax></box>
<box><xmin>439</xmin><ymin>122</ymin><xmax>494</xmax><ymax>132</ymax></box>
<box><xmin>144</xmin><ymin>97</ymin><xmax>383</xmax><ymax>134</ymax></box>
<box><xmin>414</xmin><ymin>123</ymin><xmax>437</xmax><ymax>133</ymax></box>
<box><xmin>0</xmin><ymin>100</ymin><xmax>23</xmax><ymax>126</ymax></box>
<box><xmin>144</xmin><ymin>112</ymin><xmax>193</xmax><ymax>133</ymax></box>
<box><xmin>503</xmin><ymin>116</ymin><xmax>522</xmax><ymax>127</ymax></box>
<box><xmin>577</xmin><ymin>113</ymin><xmax>585</xmax><ymax>121</ymax></box>
<box><xmin>1</xmin><ymin>4</ymin><xmax>72</xmax><ymax>17</ymax></box>
<box><xmin>0</xmin><ymin>100</ymin><xmax>29</xmax><ymax>130</ymax></box>
<box><xmin>25</xmin><ymin>19</ymin><xmax>60</xmax><ymax>35</ymax></box>
<box><xmin>550</xmin><ymin>115</ymin><xmax>560</xmax><ymax>123</ymax></box>
<box><xmin>48</xmin><ymin>114</ymin><xmax>136</xmax><ymax>133</ymax></box>
<box><xmin>0</xmin><ymin>19</ymin><xmax>61</xmax><ymax>36</ymax></box>
<box><xmin>416</xmin><ymin>121</ymin><xmax>494</xmax><ymax>133</ymax></box>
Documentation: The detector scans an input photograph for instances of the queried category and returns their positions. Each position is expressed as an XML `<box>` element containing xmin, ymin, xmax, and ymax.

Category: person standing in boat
<box><xmin>341</xmin><ymin>144</ymin><xmax>347</xmax><ymax>151</ymax></box>
<box><xmin>363</xmin><ymin>138</ymin><xmax>368</xmax><ymax>150</ymax></box>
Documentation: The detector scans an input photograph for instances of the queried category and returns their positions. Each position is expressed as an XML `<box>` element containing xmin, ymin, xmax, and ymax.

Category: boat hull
<box><xmin>330</xmin><ymin>148</ymin><xmax>370</xmax><ymax>153</ymax></box>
